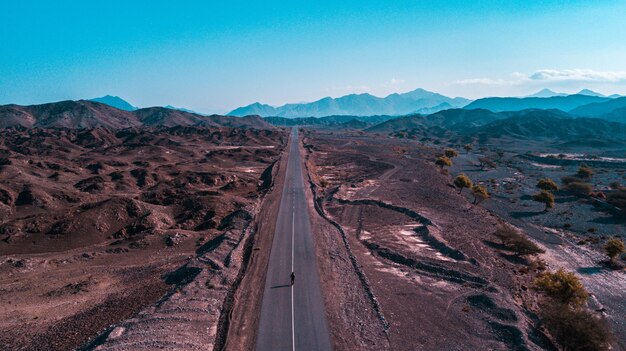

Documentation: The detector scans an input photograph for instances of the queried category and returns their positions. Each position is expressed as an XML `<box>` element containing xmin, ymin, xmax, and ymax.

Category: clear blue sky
<box><xmin>1</xmin><ymin>0</ymin><xmax>626</xmax><ymax>113</ymax></box>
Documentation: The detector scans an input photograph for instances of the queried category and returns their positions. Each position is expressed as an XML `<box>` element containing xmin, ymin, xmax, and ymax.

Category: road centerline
<box><xmin>255</xmin><ymin>128</ymin><xmax>331</xmax><ymax>351</ymax></box>
<box><xmin>292</xmin><ymin>199</ymin><xmax>296</xmax><ymax>351</ymax></box>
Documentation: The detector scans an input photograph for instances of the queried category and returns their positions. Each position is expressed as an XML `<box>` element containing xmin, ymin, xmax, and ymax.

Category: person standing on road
<box><xmin>290</xmin><ymin>271</ymin><xmax>295</xmax><ymax>286</ymax></box>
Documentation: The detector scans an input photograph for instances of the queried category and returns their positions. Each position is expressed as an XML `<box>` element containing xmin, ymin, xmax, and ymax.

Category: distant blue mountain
<box><xmin>464</xmin><ymin>94</ymin><xmax>610</xmax><ymax>112</ymax></box>
<box><xmin>576</xmin><ymin>89</ymin><xmax>605</xmax><ymax>97</ymax></box>
<box><xmin>164</xmin><ymin>105</ymin><xmax>206</xmax><ymax>115</ymax></box>
<box><xmin>570</xmin><ymin>96</ymin><xmax>626</xmax><ymax>119</ymax></box>
<box><xmin>228</xmin><ymin>88</ymin><xmax>471</xmax><ymax>117</ymax></box>
<box><xmin>526</xmin><ymin>88</ymin><xmax>567</xmax><ymax>98</ymax></box>
<box><xmin>89</xmin><ymin>95</ymin><xmax>137</xmax><ymax>111</ymax></box>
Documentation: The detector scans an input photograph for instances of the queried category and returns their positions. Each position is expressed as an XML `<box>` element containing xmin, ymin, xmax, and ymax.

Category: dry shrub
<box><xmin>540</xmin><ymin>304</ymin><xmax>613</xmax><ymax>351</ymax></box>
<box><xmin>565</xmin><ymin>182</ymin><xmax>593</xmax><ymax>197</ymax></box>
<box><xmin>534</xmin><ymin>269</ymin><xmax>588</xmax><ymax>306</ymax></box>
<box><xmin>493</xmin><ymin>226</ymin><xmax>544</xmax><ymax>256</ymax></box>
<box><xmin>537</xmin><ymin>178</ymin><xmax>558</xmax><ymax>192</ymax></box>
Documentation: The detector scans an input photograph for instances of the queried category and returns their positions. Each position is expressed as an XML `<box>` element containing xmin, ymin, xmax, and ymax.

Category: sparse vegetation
<box><xmin>444</xmin><ymin>148</ymin><xmax>459</xmax><ymax>158</ymax></box>
<box><xmin>533</xmin><ymin>190</ymin><xmax>554</xmax><ymax>211</ymax></box>
<box><xmin>564</xmin><ymin>182</ymin><xmax>593</xmax><ymax>197</ymax></box>
<box><xmin>478</xmin><ymin>157</ymin><xmax>496</xmax><ymax>170</ymax></box>
<box><xmin>319</xmin><ymin>177</ymin><xmax>329</xmax><ymax>188</ymax></box>
<box><xmin>453</xmin><ymin>174</ymin><xmax>472</xmax><ymax>193</ymax></box>
<box><xmin>561</xmin><ymin>175</ymin><xmax>582</xmax><ymax>185</ymax></box>
<box><xmin>536</xmin><ymin>178</ymin><xmax>558</xmax><ymax>192</ymax></box>
<box><xmin>577</xmin><ymin>163</ymin><xmax>594</xmax><ymax>179</ymax></box>
<box><xmin>604</xmin><ymin>237</ymin><xmax>625</xmax><ymax>262</ymax></box>
<box><xmin>471</xmin><ymin>185</ymin><xmax>489</xmax><ymax>204</ymax></box>
<box><xmin>540</xmin><ymin>304</ymin><xmax>613</xmax><ymax>351</ymax></box>
<box><xmin>607</xmin><ymin>190</ymin><xmax>626</xmax><ymax>215</ymax></box>
<box><xmin>533</xmin><ymin>269</ymin><xmax>588</xmax><ymax>306</ymax></box>
<box><xmin>435</xmin><ymin>156</ymin><xmax>452</xmax><ymax>169</ymax></box>
<box><xmin>492</xmin><ymin>225</ymin><xmax>544</xmax><ymax>256</ymax></box>
<box><xmin>463</xmin><ymin>144</ymin><xmax>473</xmax><ymax>153</ymax></box>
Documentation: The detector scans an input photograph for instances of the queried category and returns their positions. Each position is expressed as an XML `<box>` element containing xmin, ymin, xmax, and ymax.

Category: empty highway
<box><xmin>255</xmin><ymin>128</ymin><xmax>331</xmax><ymax>351</ymax></box>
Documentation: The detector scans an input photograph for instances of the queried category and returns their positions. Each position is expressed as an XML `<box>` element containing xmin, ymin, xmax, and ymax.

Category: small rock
<box><xmin>108</xmin><ymin>326</ymin><xmax>125</xmax><ymax>339</ymax></box>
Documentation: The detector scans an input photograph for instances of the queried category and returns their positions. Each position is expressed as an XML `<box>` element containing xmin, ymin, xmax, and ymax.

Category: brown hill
<box><xmin>0</xmin><ymin>100</ymin><xmax>139</xmax><ymax>129</ymax></box>
<box><xmin>0</xmin><ymin>101</ymin><xmax>273</xmax><ymax>129</ymax></box>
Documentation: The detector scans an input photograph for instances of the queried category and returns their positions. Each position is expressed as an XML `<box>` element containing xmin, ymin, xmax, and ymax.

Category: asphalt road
<box><xmin>255</xmin><ymin>128</ymin><xmax>332</xmax><ymax>351</ymax></box>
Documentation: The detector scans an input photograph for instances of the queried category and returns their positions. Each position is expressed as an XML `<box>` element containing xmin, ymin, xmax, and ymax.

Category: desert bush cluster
<box><xmin>533</xmin><ymin>269</ymin><xmax>613</xmax><ymax>350</ymax></box>
<box><xmin>493</xmin><ymin>225</ymin><xmax>544</xmax><ymax>256</ymax></box>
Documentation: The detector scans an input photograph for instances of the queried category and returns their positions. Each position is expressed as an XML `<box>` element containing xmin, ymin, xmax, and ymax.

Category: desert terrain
<box><xmin>0</xmin><ymin>124</ymin><xmax>287</xmax><ymax>350</ymax></box>
<box><xmin>0</xmin><ymin>99</ymin><xmax>624</xmax><ymax>351</ymax></box>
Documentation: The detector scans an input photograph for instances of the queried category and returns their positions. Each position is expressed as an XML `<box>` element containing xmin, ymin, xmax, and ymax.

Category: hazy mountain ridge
<box><xmin>466</xmin><ymin>112</ymin><xmax>626</xmax><ymax>141</ymax></box>
<box><xmin>229</xmin><ymin>88</ymin><xmax>471</xmax><ymax>117</ymax></box>
<box><xmin>569</xmin><ymin>97</ymin><xmax>626</xmax><ymax>119</ymax></box>
<box><xmin>265</xmin><ymin>114</ymin><xmax>397</xmax><ymax>128</ymax></box>
<box><xmin>364</xmin><ymin>107</ymin><xmax>626</xmax><ymax>146</ymax></box>
<box><xmin>0</xmin><ymin>100</ymin><xmax>271</xmax><ymax>129</ymax></box>
<box><xmin>464</xmin><ymin>94</ymin><xmax>611</xmax><ymax>112</ymax></box>
<box><xmin>89</xmin><ymin>95</ymin><xmax>138</xmax><ymax>111</ymax></box>
<box><xmin>164</xmin><ymin>105</ymin><xmax>206</xmax><ymax>115</ymax></box>
<box><xmin>526</xmin><ymin>89</ymin><xmax>567</xmax><ymax>98</ymax></box>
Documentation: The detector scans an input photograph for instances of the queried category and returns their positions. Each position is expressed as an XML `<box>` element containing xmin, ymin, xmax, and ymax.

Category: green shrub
<box><xmin>471</xmin><ymin>184</ymin><xmax>489</xmax><ymax>204</ymax></box>
<box><xmin>510</xmin><ymin>236</ymin><xmax>545</xmax><ymax>256</ymax></box>
<box><xmin>534</xmin><ymin>269</ymin><xmax>588</xmax><ymax>306</ymax></box>
<box><xmin>435</xmin><ymin>156</ymin><xmax>452</xmax><ymax>169</ymax></box>
<box><xmin>604</xmin><ymin>237</ymin><xmax>625</xmax><ymax>261</ymax></box>
<box><xmin>493</xmin><ymin>225</ymin><xmax>544</xmax><ymax>256</ymax></box>
<box><xmin>319</xmin><ymin>178</ymin><xmax>328</xmax><ymax>188</ymax></box>
<box><xmin>453</xmin><ymin>174</ymin><xmax>472</xmax><ymax>193</ymax></box>
<box><xmin>540</xmin><ymin>304</ymin><xmax>613</xmax><ymax>351</ymax></box>
<box><xmin>565</xmin><ymin>182</ymin><xmax>593</xmax><ymax>197</ymax></box>
<box><xmin>494</xmin><ymin>226</ymin><xmax>518</xmax><ymax>245</ymax></box>
<box><xmin>444</xmin><ymin>148</ymin><xmax>459</xmax><ymax>158</ymax></box>
<box><xmin>537</xmin><ymin>178</ymin><xmax>558</xmax><ymax>192</ymax></box>
<box><xmin>533</xmin><ymin>190</ymin><xmax>555</xmax><ymax>210</ymax></box>
<box><xmin>478</xmin><ymin>157</ymin><xmax>496</xmax><ymax>170</ymax></box>
<box><xmin>561</xmin><ymin>175</ymin><xmax>582</xmax><ymax>185</ymax></box>
<box><xmin>577</xmin><ymin>164</ymin><xmax>594</xmax><ymax>179</ymax></box>
<box><xmin>607</xmin><ymin>190</ymin><xmax>626</xmax><ymax>215</ymax></box>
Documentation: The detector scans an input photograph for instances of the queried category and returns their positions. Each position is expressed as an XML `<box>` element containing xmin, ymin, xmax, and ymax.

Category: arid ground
<box><xmin>0</xmin><ymin>126</ymin><xmax>287</xmax><ymax>350</ymax></box>
<box><xmin>1</xmin><ymin>122</ymin><xmax>623</xmax><ymax>351</ymax></box>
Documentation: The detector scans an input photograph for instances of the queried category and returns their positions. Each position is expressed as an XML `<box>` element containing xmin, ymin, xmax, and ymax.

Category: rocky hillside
<box><xmin>0</xmin><ymin>100</ymin><xmax>272</xmax><ymax>129</ymax></box>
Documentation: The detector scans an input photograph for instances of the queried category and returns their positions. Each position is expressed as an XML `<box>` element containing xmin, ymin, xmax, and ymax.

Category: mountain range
<box><xmin>89</xmin><ymin>95</ymin><xmax>138</xmax><ymax>111</ymax></box>
<box><xmin>0</xmin><ymin>100</ymin><xmax>271</xmax><ymax>129</ymax></box>
<box><xmin>3</xmin><ymin>98</ymin><xmax>626</xmax><ymax>149</ymax></box>
<box><xmin>464</xmin><ymin>94</ymin><xmax>611</xmax><ymax>113</ymax></box>
<box><xmin>362</xmin><ymin>108</ymin><xmax>626</xmax><ymax>147</ymax></box>
<box><xmin>228</xmin><ymin>89</ymin><xmax>471</xmax><ymax>118</ymax></box>
<box><xmin>86</xmin><ymin>89</ymin><xmax>624</xmax><ymax>120</ymax></box>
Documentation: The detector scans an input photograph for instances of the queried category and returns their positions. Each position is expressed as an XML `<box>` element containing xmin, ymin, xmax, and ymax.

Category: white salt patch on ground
<box><xmin>434</xmin><ymin>252</ymin><xmax>454</xmax><ymax>262</ymax></box>
<box><xmin>211</xmin><ymin>146</ymin><xmax>241</xmax><ymax>150</ymax></box>
<box><xmin>375</xmin><ymin>266</ymin><xmax>410</xmax><ymax>279</ymax></box>
<box><xmin>530</xmin><ymin>163</ymin><xmax>561</xmax><ymax>169</ymax></box>
<box><xmin>538</xmin><ymin>153</ymin><xmax>626</xmax><ymax>163</ymax></box>
<box><xmin>541</xmin><ymin>226</ymin><xmax>560</xmax><ymax>235</ymax></box>
<box><xmin>431</xmin><ymin>280</ymin><xmax>455</xmax><ymax>290</ymax></box>
<box><xmin>361</xmin><ymin>230</ymin><xmax>372</xmax><ymax>241</ymax></box>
